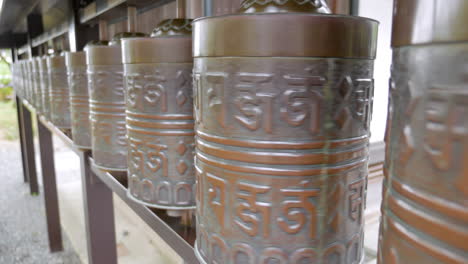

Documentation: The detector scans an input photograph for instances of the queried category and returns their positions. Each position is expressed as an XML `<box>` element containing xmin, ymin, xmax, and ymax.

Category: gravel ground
<box><xmin>0</xmin><ymin>140</ymin><xmax>81</xmax><ymax>264</ymax></box>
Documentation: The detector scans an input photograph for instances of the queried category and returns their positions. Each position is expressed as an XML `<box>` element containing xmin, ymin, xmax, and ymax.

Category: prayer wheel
<box><xmin>32</xmin><ymin>58</ymin><xmax>42</xmax><ymax>112</ymax></box>
<box><xmin>86</xmin><ymin>42</ymin><xmax>128</xmax><ymax>171</ymax></box>
<box><xmin>21</xmin><ymin>60</ymin><xmax>27</xmax><ymax>100</ymax></box>
<box><xmin>11</xmin><ymin>62</ymin><xmax>19</xmax><ymax>98</ymax></box>
<box><xmin>122</xmin><ymin>18</ymin><xmax>195</xmax><ymax>212</ymax></box>
<box><xmin>378</xmin><ymin>1</ymin><xmax>468</xmax><ymax>263</ymax></box>
<box><xmin>193</xmin><ymin>1</ymin><xmax>378</xmax><ymax>263</ymax></box>
<box><xmin>86</xmin><ymin>9</ymin><xmax>145</xmax><ymax>171</ymax></box>
<box><xmin>28</xmin><ymin>59</ymin><xmax>34</xmax><ymax>105</ymax></box>
<box><xmin>38</xmin><ymin>57</ymin><xmax>51</xmax><ymax>119</ymax></box>
<box><xmin>25</xmin><ymin>60</ymin><xmax>32</xmax><ymax>103</ymax></box>
<box><xmin>47</xmin><ymin>55</ymin><xmax>71</xmax><ymax>129</ymax></box>
<box><xmin>66</xmin><ymin>52</ymin><xmax>91</xmax><ymax>149</ymax></box>
<box><xmin>16</xmin><ymin>61</ymin><xmax>22</xmax><ymax>98</ymax></box>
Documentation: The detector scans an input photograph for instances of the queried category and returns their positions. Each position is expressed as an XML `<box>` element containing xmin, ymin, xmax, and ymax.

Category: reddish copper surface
<box><xmin>378</xmin><ymin>43</ymin><xmax>468</xmax><ymax>264</ymax></box>
<box><xmin>122</xmin><ymin>19</ymin><xmax>195</xmax><ymax>211</ymax></box>
<box><xmin>86</xmin><ymin>44</ymin><xmax>127</xmax><ymax>171</ymax></box>
<box><xmin>124</xmin><ymin>63</ymin><xmax>195</xmax><ymax>210</ymax></box>
<box><xmin>378</xmin><ymin>1</ymin><xmax>468</xmax><ymax>263</ymax></box>
<box><xmin>193</xmin><ymin>56</ymin><xmax>375</xmax><ymax>263</ymax></box>
<box><xmin>47</xmin><ymin>55</ymin><xmax>71</xmax><ymax>129</ymax></box>
<box><xmin>66</xmin><ymin>52</ymin><xmax>91</xmax><ymax>149</ymax></box>
<box><xmin>193</xmin><ymin>2</ymin><xmax>377</xmax><ymax>263</ymax></box>
<box><xmin>38</xmin><ymin>57</ymin><xmax>51</xmax><ymax>119</ymax></box>
<box><xmin>31</xmin><ymin>58</ymin><xmax>41</xmax><ymax>111</ymax></box>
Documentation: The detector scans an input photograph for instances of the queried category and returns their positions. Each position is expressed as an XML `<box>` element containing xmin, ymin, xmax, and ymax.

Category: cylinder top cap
<box><xmin>193</xmin><ymin>12</ymin><xmax>378</xmax><ymax>58</ymax></box>
<box><xmin>84</xmin><ymin>40</ymin><xmax>109</xmax><ymax>48</ymax></box>
<box><xmin>122</xmin><ymin>19</ymin><xmax>193</xmax><ymax>64</ymax></box>
<box><xmin>392</xmin><ymin>0</ymin><xmax>468</xmax><ymax>47</ymax></box>
<box><xmin>109</xmin><ymin>32</ymin><xmax>147</xmax><ymax>46</ymax></box>
<box><xmin>150</xmin><ymin>19</ymin><xmax>193</xmax><ymax>37</ymax></box>
<box><xmin>239</xmin><ymin>0</ymin><xmax>331</xmax><ymax>14</ymax></box>
<box><xmin>47</xmin><ymin>55</ymin><xmax>66</xmax><ymax>69</ymax></box>
<box><xmin>65</xmin><ymin>51</ymin><xmax>86</xmax><ymax>67</ymax></box>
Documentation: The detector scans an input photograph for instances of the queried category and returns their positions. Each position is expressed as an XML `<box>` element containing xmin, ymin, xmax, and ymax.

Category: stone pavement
<box><xmin>0</xmin><ymin>140</ymin><xmax>81</xmax><ymax>264</ymax></box>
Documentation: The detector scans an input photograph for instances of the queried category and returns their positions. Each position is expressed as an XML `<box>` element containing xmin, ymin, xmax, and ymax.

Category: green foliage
<box><xmin>0</xmin><ymin>54</ymin><xmax>12</xmax><ymax>102</ymax></box>
<box><xmin>0</xmin><ymin>86</ymin><xmax>13</xmax><ymax>101</ymax></box>
<box><xmin>0</xmin><ymin>100</ymin><xmax>18</xmax><ymax>141</ymax></box>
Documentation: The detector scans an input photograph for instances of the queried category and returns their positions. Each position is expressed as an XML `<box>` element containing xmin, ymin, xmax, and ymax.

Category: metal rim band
<box><xmin>85</xmin><ymin>45</ymin><xmax>122</xmax><ymax>65</ymax></box>
<box><xmin>126</xmin><ymin>191</ymin><xmax>196</xmax><ymax>210</ymax></box>
<box><xmin>193</xmin><ymin>13</ymin><xmax>378</xmax><ymax>58</ymax></box>
<box><xmin>92</xmin><ymin>163</ymin><xmax>127</xmax><ymax>172</ymax></box>
<box><xmin>122</xmin><ymin>36</ymin><xmax>192</xmax><ymax>64</ymax></box>
<box><xmin>193</xmin><ymin>240</ymin><xmax>366</xmax><ymax>263</ymax></box>
<box><xmin>65</xmin><ymin>51</ymin><xmax>86</xmax><ymax>67</ymax></box>
<box><xmin>392</xmin><ymin>0</ymin><xmax>468</xmax><ymax>47</ymax></box>
<box><xmin>47</xmin><ymin>55</ymin><xmax>66</xmax><ymax>69</ymax></box>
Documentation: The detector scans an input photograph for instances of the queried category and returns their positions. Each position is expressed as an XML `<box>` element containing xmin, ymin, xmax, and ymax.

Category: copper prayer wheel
<box><xmin>86</xmin><ymin>42</ymin><xmax>128</xmax><ymax>171</ymax></box>
<box><xmin>378</xmin><ymin>1</ymin><xmax>468</xmax><ymax>263</ymax></box>
<box><xmin>12</xmin><ymin>62</ymin><xmax>20</xmax><ymax>98</ymax></box>
<box><xmin>86</xmin><ymin>30</ymin><xmax>146</xmax><ymax>172</ymax></box>
<box><xmin>122</xmin><ymin>19</ymin><xmax>195</xmax><ymax>212</ymax></box>
<box><xmin>47</xmin><ymin>55</ymin><xmax>71</xmax><ymax>129</ymax></box>
<box><xmin>38</xmin><ymin>57</ymin><xmax>51</xmax><ymax>119</ymax></box>
<box><xmin>66</xmin><ymin>51</ymin><xmax>91</xmax><ymax>149</ymax></box>
<box><xmin>25</xmin><ymin>60</ymin><xmax>32</xmax><ymax>104</ymax></box>
<box><xmin>32</xmin><ymin>58</ymin><xmax>42</xmax><ymax>112</ymax></box>
<box><xmin>22</xmin><ymin>60</ymin><xmax>28</xmax><ymax>100</ymax></box>
<box><xmin>28</xmin><ymin>59</ymin><xmax>35</xmax><ymax>105</ymax></box>
<box><xmin>193</xmin><ymin>1</ymin><xmax>378</xmax><ymax>263</ymax></box>
<box><xmin>17</xmin><ymin>61</ymin><xmax>23</xmax><ymax>99</ymax></box>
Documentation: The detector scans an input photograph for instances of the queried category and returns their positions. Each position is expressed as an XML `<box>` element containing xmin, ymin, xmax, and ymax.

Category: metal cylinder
<box><xmin>25</xmin><ymin>60</ymin><xmax>32</xmax><ymax>103</ymax></box>
<box><xmin>38</xmin><ymin>57</ymin><xmax>51</xmax><ymax>119</ymax></box>
<box><xmin>122</xmin><ymin>19</ymin><xmax>195</xmax><ymax>211</ymax></box>
<box><xmin>47</xmin><ymin>55</ymin><xmax>71</xmax><ymax>129</ymax></box>
<box><xmin>193</xmin><ymin>1</ymin><xmax>378</xmax><ymax>263</ymax></box>
<box><xmin>21</xmin><ymin>60</ymin><xmax>27</xmax><ymax>100</ymax></box>
<box><xmin>86</xmin><ymin>43</ymin><xmax>127</xmax><ymax>171</ymax></box>
<box><xmin>378</xmin><ymin>1</ymin><xmax>468</xmax><ymax>263</ymax></box>
<box><xmin>17</xmin><ymin>61</ymin><xmax>23</xmax><ymax>98</ymax></box>
<box><xmin>32</xmin><ymin>58</ymin><xmax>42</xmax><ymax>112</ymax></box>
<box><xmin>66</xmin><ymin>51</ymin><xmax>91</xmax><ymax>149</ymax></box>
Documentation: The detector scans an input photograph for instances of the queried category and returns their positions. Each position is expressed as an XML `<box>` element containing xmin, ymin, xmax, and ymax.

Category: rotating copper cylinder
<box><xmin>378</xmin><ymin>1</ymin><xmax>468</xmax><ymax>263</ymax></box>
<box><xmin>66</xmin><ymin>52</ymin><xmax>91</xmax><ymax>149</ymax></box>
<box><xmin>47</xmin><ymin>55</ymin><xmax>71</xmax><ymax>130</ymax></box>
<box><xmin>17</xmin><ymin>61</ymin><xmax>23</xmax><ymax>99</ymax></box>
<box><xmin>38</xmin><ymin>57</ymin><xmax>51</xmax><ymax>119</ymax></box>
<box><xmin>32</xmin><ymin>58</ymin><xmax>42</xmax><ymax>112</ymax></box>
<box><xmin>21</xmin><ymin>61</ymin><xmax>27</xmax><ymax>99</ymax></box>
<box><xmin>11</xmin><ymin>62</ymin><xmax>18</xmax><ymax>97</ymax></box>
<box><xmin>122</xmin><ymin>19</ymin><xmax>195</xmax><ymax>212</ymax></box>
<box><xmin>86</xmin><ymin>43</ymin><xmax>128</xmax><ymax>171</ymax></box>
<box><xmin>193</xmin><ymin>1</ymin><xmax>378</xmax><ymax>263</ymax></box>
<box><xmin>25</xmin><ymin>60</ymin><xmax>32</xmax><ymax>103</ymax></box>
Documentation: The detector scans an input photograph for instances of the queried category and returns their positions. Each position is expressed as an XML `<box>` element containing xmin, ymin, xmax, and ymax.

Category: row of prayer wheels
<box><xmin>10</xmin><ymin>0</ymin><xmax>467</xmax><ymax>263</ymax></box>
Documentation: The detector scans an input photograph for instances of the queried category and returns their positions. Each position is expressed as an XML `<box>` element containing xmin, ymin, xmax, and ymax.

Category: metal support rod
<box><xmin>21</xmin><ymin>102</ymin><xmax>38</xmax><ymax>194</ymax></box>
<box><xmin>80</xmin><ymin>150</ymin><xmax>118</xmax><ymax>264</ymax></box>
<box><xmin>127</xmin><ymin>6</ymin><xmax>137</xmax><ymax>32</ymax></box>
<box><xmin>176</xmin><ymin>0</ymin><xmax>186</xmax><ymax>18</ymax></box>
<box><xmin>37</xmin><ymin>116</ymin><xmax>63</xmax><ymax>252</ymax></box>
<box><xmin>350</xmin><ymin>0</ymin><xmax>359</xmax><ymax>16</ymax></box>
<box><xmin>203</xmin><ymin>0</ymin><xmax>212</xmax><ymax>16</ymax></box>
<box><xmin>16</xmin><ymin>96</ymin><xmax>29</xmax><ymax>183</ymax></box>
<box><xmin>98</xmin><ymin>20</ymin><xmax>108</xmax><ymax>41</ymax></box>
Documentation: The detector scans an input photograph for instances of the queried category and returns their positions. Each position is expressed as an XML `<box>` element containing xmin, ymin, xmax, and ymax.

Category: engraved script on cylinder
<box><xmin>125</xmin><ymin>63</ymin><xmax>195</xmax><ymax>209</ymax></box>
<box><xmin>378</xmin><ymin>44</ymin><xmax>468</xmax><ymax>264</ymax></box>
<box><xmin>88</xmin><ymin>64</ymin><xmax>127</xmax><ymax>170</ymax></box>
<box><xmin>194</xmin><ymin>57</ymin><xmax>374</xmax><ymax>263</ymax></box>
